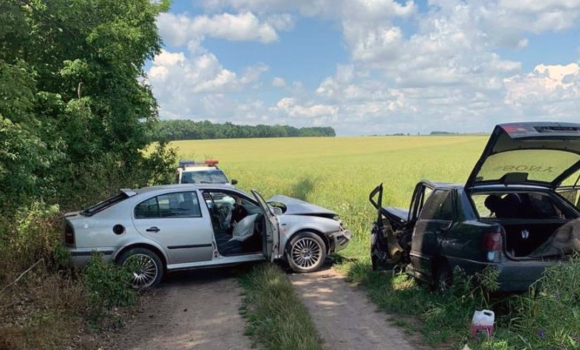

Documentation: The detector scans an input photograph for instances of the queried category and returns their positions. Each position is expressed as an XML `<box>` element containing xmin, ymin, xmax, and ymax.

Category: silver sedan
<box><xmin>62</xmin><ymin>184</ymin><xmax>352</xmax><ymax>288</ymax></box>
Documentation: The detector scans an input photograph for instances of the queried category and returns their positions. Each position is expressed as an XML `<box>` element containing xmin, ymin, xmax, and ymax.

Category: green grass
<box><xmin>173</xmin><ymin>136</ymin><xmax>580</xmax><ymax>350</ymax></box>
<box><xmin>238</xmin><ymin>263</ymin><xmax>323</xmax><ymax>350</ymax></box>
<box><xmin>172</xmin><ymin>135</ymin><xmax>489</xmax><ymax>258</ymax></box>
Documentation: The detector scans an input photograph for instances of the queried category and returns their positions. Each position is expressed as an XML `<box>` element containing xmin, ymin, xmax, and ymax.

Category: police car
<box><xmin>175</xmin><ymin>160</ymin><xmax>238</xmax><ymax>186</ymax></box>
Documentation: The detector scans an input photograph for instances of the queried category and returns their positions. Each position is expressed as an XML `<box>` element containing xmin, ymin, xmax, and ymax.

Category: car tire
<box><xmin>118</xmin><ymin>248</ymin><xmax>164</xmax><ymax>289</ymax></box>
<box><xmin>286</xmin><ymin>232</ymin><xmax>327</xmax><ymax>273</ymax></box>
<box><xmin>433</xmin><ymin>262</ymin><xmax>453</xmax><ymax>294</ymax></box>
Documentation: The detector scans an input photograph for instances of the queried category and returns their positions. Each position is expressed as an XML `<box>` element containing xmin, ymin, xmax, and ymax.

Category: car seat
<box><xmin>484</xmin><ymin>194</ymin><xmax>502</xmax><ymax>217</ymax></box>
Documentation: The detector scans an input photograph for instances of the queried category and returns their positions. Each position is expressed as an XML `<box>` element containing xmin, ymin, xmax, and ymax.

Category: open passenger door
<box><xmin>369</xmin><ymin>184</ymin><xmax>411</xmax><ymax>271</ymax></box>
<box><xmin>251</xmin><ymin>189</ymin><xmax>280</xmax><ymax>262</ymax></box>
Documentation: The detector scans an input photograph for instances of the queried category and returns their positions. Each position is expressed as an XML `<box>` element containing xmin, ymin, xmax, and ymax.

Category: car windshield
<box><xmin>80</xmin><ymin>192</ymin><xmax>129</xmax><ymax>216</ymax></box>
<box><xmin>182</xmin><ymin>170</ymin><xmax>229</xmax><ymax>184</ymax></box>
<box><xmin>475</xmin><ymin>149</ymin><xmax>580</xmax><ymax>184</ymax></box>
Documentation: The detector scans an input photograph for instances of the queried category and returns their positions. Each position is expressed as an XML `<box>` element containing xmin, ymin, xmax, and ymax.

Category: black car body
<box><xmin>370</xmin><ymin>122</ymin><xmax>580</xmax><ymax>292</ymax></box>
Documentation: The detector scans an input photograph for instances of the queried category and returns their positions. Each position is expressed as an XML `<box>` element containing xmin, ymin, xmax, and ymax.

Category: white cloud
<box><xmin>149</xmin><ymin>50</ymin><xmax>267</xmax><ymax>93</ymax></box>
<box><xmin>157</xmin><ymin>11</ymin><xmax>289</xmax><ymax>46</ymax></box>
<box><xmin>149</xmin><ymin>0</ymin><xmax>580</xmax><ymax>135</ymax></box>
<box><xmin>201</xmin><ymin>0</ymin><xmax>417</xmax><ymax>20</ymax></box>
<box><xmin>271</xmin><ymin>97</ymin><xmax>339</xmax><ymax>119</ymax></box>
<box><xmin>272</xmin><ymin>77</ymin><xmax>286</xmax><ymax>87</ymax></box>
<box><xmin>504</xmin><ymin>63</ymin><xmax>580</xmax><ymax>105</ymax></box>
<box><xmin>497</xmin><ymin>0</ymin><xmax>580</xmax><ymax>14</ymax></box>
<box><xmin>147</xmin><ymin>49</ymin><xmax>269</xmax><ymax>121</ymax></box>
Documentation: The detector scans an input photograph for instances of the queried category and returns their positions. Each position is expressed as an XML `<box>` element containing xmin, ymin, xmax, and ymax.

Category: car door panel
<box><xmin>412</xmin><ymin>220</ymin><xmax>451</xmax><ymax>274</ymax></box>
<box><xmin>132</xmin><ymin>191</ymin><xmax>214</xmax><ymax>264</ymax></box>
<box><xmin>410</xmin><ymin>189</ymin><xmax>455</xmax><ymax>280</ymax></box>
<box><xmin>251</xmin><ymin>189</ymin><xmax>280</xmax><ymax>261</ymax></box>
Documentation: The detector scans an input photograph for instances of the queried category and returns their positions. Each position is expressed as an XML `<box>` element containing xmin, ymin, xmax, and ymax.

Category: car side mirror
<box><xmin>272</xmin><ymin>207</ymin><xmax>283</xmax><ymax>216</ymax></box>
<box><xmin>231</xmin><ymin>179</ymin><xmax>238</xmax><ymax>185</ymax></box>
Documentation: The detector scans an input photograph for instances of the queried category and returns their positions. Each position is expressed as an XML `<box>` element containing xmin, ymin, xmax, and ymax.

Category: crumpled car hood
<box><xmin>268</xmin><ymin>195</ymin><xmax>337</xmax><ymax>216</ymax></box>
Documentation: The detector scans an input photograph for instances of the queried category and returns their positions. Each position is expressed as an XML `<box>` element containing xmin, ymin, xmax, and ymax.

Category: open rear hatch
<box><xmin>467</xmin><ymin>122</ymin><xmax>580</xmax><ymax>260</ymax></box>
<box><xmin>466</xmin><ymin>122</ymin><xmax>580</xmax><ymax>190</ymax></box>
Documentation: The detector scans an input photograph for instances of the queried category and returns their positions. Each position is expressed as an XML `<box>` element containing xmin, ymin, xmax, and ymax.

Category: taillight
<box><xmin>64</xmin><ymin>222</ymin><xmax>75</xmax><ymax>245</ymax></box>
<box><xmin>483</xmin><ymin>232</ymin><xmax>502</xmax><ymax>262</ymax></box>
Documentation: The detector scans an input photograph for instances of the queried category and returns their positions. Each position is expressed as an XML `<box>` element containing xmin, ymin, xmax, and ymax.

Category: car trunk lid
<box><xmin>466</xmin><ymin>122</ymin><xmax>580</xmax><ymax>190</ymax></box>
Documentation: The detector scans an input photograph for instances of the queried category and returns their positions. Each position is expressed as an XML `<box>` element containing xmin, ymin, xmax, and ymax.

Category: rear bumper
<box><xmin>329</xmin><ymin>230</ymin><xmax>352</xmax><ymax>253</ymax></box>
<box><xmin>65</xmin><ymin>246</ymin><xmax>116</xmax><ymax>267</ymax></box>
<box><xmin>447</xmin><ymin>257</ymin><xmax>555</xmax><ymax>293</ymax></box>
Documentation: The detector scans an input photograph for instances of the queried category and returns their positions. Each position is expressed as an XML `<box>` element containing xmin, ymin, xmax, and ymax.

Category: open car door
<box><xmin>369</xmin><ymin>182</ymin><xmax>435</xmax><ymax>271</ymax></box>
<box><xmin>251</xmin><ymin>189</ymin><xmax>280</xmax><ymax>262</ymax></box>
<box><xmin>369</xmin><ymin>184</ymin><xmax>410</xmax><ymax>271</ymax></box>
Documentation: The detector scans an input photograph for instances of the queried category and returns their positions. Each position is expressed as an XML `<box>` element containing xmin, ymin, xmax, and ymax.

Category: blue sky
<box><xmin>147</xmin><ymin>0</ymin><xmax>580</xmax><ymax>135</ymax></box>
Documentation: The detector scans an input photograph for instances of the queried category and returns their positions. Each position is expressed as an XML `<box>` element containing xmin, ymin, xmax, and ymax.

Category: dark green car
<box><xmin>370</xmin><ymin>122</ymin><xmax>580</xmax><ymax>292</ymax></box>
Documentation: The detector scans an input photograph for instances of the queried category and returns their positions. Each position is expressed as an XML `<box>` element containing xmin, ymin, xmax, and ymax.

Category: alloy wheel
<box><xmin>124</xmin><ymin>253</ymin><xmax>159</xmax><ymax>289</ymax></box>
<box><xmin>291</xmin><ymin>237</ymin><xmax>322</xmax><ymax>269</ymax></box>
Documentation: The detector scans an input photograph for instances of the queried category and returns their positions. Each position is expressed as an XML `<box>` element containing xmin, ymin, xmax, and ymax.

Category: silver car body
<box><xmin>63</xmin><ymin>184</ymin><xmax>351</xmax><ymax>274</ymax></box>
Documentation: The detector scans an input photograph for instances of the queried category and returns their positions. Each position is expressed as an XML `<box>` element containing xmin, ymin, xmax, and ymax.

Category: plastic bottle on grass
<box><xmin>470</xmin><ymin>310</ymin><xmax>494</xmax><ymax>337</ymax></box>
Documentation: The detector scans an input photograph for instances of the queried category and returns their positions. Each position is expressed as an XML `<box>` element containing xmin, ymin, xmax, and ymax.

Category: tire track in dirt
<box><xmin>289</xmin><ymin>267</ymin><xmax>426</xmax><ymax>350</ymax></box>
<box><xmin>104</xmin><ymin>268</ymin><xmax>251</xmax><ymax>350</ymax></box>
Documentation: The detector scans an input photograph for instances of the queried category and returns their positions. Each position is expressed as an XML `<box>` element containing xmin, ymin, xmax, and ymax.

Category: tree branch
<box><xmin>0</xmin><ymin>259</ymin><xmax>43</xmax><ymax>296</ymax></box>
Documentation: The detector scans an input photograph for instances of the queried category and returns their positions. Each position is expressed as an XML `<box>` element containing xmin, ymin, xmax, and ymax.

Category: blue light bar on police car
<box><xmin>179</xmin><ymin>160</ymin><xmax>219</xmax><ymax>168</ymax></box>
<box><xmin>179</xmin><ymin>161</ymin><xmax>197</xmax><ymax>167</ymax></box>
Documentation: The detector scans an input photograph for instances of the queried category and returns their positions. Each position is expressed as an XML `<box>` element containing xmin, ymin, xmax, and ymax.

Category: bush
<box><xmin>83</xmin><ymin>254</ymin><xmax>137</xmax><ymax>327</ymax></box>
<box><xmin>0</xmin><ymin>202</ymin><xmax>70</xmax><ymax>282</ymax></box>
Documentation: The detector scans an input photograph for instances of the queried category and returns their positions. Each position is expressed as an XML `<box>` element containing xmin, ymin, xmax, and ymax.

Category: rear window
<box><xmin>475</xmin><ymin>150</ymin><xmax>580</xmax><ymax>184</ymax></box>
<box><xmin>80</xmin><ymin>192</ymin><xmax>129</xmax><ymax>216</ymax></box>
<box><xmin>181</xmin><ymin>170</ymin><xmax>229</xmax><ymax>184</ymax></box>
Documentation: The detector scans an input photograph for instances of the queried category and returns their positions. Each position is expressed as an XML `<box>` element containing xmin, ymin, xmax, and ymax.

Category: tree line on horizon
<box><xmin>151</xmin><ymin>120</ymin><xmax>336</xmax><ymax>141</ymax></box>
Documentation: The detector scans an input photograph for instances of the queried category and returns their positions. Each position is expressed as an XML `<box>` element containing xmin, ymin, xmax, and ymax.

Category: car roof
<box><xmin>420</xmin><ymin>179</ymin><xmax>462</xmax><ymax>189</ymax></box>
<box><xmin>131</xmin><ymin>183</ymin><xmax>236</xmax><ymax>195</ymax></box>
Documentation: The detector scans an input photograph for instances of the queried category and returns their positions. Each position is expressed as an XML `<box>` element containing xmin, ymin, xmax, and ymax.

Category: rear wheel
<box><xmin>118</xmin><ymin>248</ymin><xmax>164</xmax><ymax>289</ymax></box>
<box><xmin>286</xmin><ymin>232</ymin><xmax>326</xmax><ymax>273</ymax></box>
<box><xmin>433</xmin><ymin>262</ymin><xmax>453</xmax><ymax>294</ymax></box>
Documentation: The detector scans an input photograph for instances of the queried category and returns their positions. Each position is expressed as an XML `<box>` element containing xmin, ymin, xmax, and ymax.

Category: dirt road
<box><xmin>106</xmin><ymin>264</ymin><xmax>423</xmax><ymax>350</ymax></box>
<box><xmin>105</xmin><ymin>268</ymin><xmax>252</xmax><ymax>350</ymax></box>
<box><xmin>289</xmin><ymin>267</ymin><xmax>423</xmax><ymax>350</ymax></box>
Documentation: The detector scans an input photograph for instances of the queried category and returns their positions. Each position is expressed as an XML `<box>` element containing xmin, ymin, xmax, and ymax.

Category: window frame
<box><xmin>133</xmin><ymin>191</ymin><xmax>203</xmax><ymax>219</ymax></box>
<box><xmin>418</xmin><ymin>189</ymin><xmax>455</xmax><ymax>222</ymax></box>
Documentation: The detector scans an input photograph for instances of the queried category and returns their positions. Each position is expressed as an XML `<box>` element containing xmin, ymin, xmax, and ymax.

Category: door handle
<box><xmin>146</xmin><ymin>226</ymin><xmax>160</xmax><ymax>233</ymax></box>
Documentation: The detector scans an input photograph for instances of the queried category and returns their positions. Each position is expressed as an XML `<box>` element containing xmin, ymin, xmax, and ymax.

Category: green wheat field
<box><xmin>172</xmin><ymin>135</ymin><xmax>489</xmax><ymax>260</ymax></box>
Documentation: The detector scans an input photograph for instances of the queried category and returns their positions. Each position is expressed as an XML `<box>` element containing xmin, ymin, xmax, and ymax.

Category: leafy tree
<box><xmin>0</xmin><ymin>0</ymin><xmax>175</xmax><ymax>215</ymax></box>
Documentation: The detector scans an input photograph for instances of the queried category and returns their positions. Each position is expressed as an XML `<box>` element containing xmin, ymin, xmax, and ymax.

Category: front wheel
<box><xmin>118</xmin><ymin>248</ymin><xmax>164</xmax><ymax>289</ymax></box>
<box><xmin>286</xmin><ymin>232</ymin><xmax>327</xmax><ymax>273</ymax></box>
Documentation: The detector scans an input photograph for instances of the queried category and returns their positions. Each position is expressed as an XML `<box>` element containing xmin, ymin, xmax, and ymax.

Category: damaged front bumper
<box><xmin>329</xmin><ymin>229</ymin><xmax>352</xmax><ymax>252</ymax></box>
